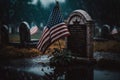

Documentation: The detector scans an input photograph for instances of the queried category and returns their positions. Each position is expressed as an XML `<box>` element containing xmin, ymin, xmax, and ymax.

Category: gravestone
<box><xmin>1</xmin><ymin>25</ymin><xmax>9</xmax><ymax>45</ymax></box>
<box><xmin>19</xmin><ymin>21</ymin><xmax>31</xmax><ymax>46</ymax></box>
<box><xmin>66</xmin><ymin>10</ymin><xmax>94</xmax><ymax>58</ymax></box>
<box><xmin>94</xmin><ymin>26</ymin><xmax>101</xmax><ymax>37</ymax></box>
<box><xmin>101</xmin><ymin>24</ymin><xmax>110</xmax><ymax>39</ymax></box>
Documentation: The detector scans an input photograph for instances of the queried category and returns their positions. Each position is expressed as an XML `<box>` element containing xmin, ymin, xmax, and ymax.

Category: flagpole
<box><xmin>54</xmin><ymin>0</ymin><xmax>62</xmax><ymax>51</ymax></box>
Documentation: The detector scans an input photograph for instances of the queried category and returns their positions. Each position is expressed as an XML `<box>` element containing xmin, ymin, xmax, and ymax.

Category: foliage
<box><xmin>50</xmin><ymin>48</ymin><xmax>73</xmax><ymax>66</ymax></box>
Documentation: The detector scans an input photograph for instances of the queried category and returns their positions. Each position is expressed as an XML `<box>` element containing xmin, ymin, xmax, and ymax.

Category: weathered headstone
<box><xmin>66</xmin><ymin>10</ymin><xmax>94</xmax><ymax>58</ymax></box>
<box><xmin>19</xmin><ymin>21</ymin><xmax>31</xmax><ymax>46</ymax></box>
<box><xmin>101</xmin><ymin>24</ymin><xmax>110</xmax><ymax>39</ymax></box>
<box><xmin>1</xmin><ymin>25</ymin><xmax>9</xmax><ymax>45</ymax></box>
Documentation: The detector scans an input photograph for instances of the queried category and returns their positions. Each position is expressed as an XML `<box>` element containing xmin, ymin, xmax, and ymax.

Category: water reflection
<box><xmin>0</xmin><ymin>54</ymin><xmax>120</xmax><ymax>80</ymax></box>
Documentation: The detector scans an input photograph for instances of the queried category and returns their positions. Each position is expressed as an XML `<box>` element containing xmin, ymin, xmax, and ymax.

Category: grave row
<box><xmin>0</xmin><ymin>9</ymin><xmax>94</xmax><ymax>59</ymax></box>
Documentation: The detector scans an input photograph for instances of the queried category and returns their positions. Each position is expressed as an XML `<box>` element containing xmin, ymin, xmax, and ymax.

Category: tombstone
<box><xmin>1</xmin><ymin>25</ymin><xmax>9</xmax><ymax>45</ymax></box>
<box><xmin>66</xmin><ymin>10</ymin><xmax>94</xmax><ymax>58</ymax></box>
<box><xmin>9</xmin><ymin>26</ymin><xmax>12</xmax><ymax>34</ymax></box>
<box><xmin>94</xmin><ymin>26</ymin><xmax>101</xmax><ymax>37</ymax></box>
<box><xmin>101</xmin><ymin>24</ymin><xmax>110</xmax><ymax>39</ymax></box>
<box><xmin>19</xmin><ymin>21</ymin><xmax>31</xmax><ymax>46</ymax></box>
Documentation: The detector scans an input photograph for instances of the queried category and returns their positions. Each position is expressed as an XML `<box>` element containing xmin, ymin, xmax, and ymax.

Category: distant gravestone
<box><xmin>1</xmin><ymin>25</ymin><xmax>9</xmax><ymax>45</ymax></box>
<box><xmin>19</xmin><ymin>21</ymin><xmax>31</xmax><ymax>46</ymax></box>
<box><xmin>66</xmin><ymin>10</ymin><xmax>94</xmax><ymax>58</ymax></box>
<box><xmin>94</xmin><ymin>27</ymin><xmax>101</xmax><ymax>37</ymax></box>
<box><xmin>101</xmin><ymin>25</ymin><xmax>110</xmax><ymax>39</ymax></box>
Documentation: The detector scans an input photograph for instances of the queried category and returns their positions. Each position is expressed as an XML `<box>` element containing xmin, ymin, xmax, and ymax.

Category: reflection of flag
<box><xmin>111</xmin><ymin>27</ymin><xmax>118</xmax><ymax>34</ymax></box>
<box><xmin>37</xmin><ymin>2</ymin><xmax>70</xmax><ymax>53</ymax></box>
<box><xmin>30</xmin><ymin>23</ymin><xmax>38</xmax><ymax>35</ymax></box>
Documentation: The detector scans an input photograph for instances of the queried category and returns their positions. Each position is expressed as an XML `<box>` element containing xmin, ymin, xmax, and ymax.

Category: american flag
<box><xmin>30</xmin><ymin>23</ymin><xmax>38</xmax><ymax>35</ymax></box>
<box><xmin>37</xmin><ymin>2</ymin><xmax>70</xmax><ymax>53</ymax></box>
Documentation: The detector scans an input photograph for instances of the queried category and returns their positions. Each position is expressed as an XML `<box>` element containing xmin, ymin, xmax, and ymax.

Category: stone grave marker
<box><xmin>66</xmin><ymin>10</ymin><xmax>94</xmax><ymax>58</ymax></box>
<box><xmin>19</xmin><ymin>21</ymin><xmax>31</xmax><ymax>47</ymax></box>
<box><xmin>101</xmin><ymin>24</ymin><xmax>110</xmax><ymax>39</ymax></box>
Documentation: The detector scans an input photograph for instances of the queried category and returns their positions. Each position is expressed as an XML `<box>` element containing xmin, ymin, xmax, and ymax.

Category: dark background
<box><xmin>0</xmin><ymin>0</ymin><xmax>120</xmax><ymax>28</ymax></box>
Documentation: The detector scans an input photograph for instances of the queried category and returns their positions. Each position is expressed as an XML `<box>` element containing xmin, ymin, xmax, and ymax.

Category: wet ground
<box><xmin>0</xmin><ymin>52</ymin><xmax>120</xmax><ymax>80</ymax></box>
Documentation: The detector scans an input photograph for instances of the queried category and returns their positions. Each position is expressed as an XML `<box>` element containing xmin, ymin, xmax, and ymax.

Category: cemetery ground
<box><xmin>8</xmin><ymin>33</ymin><xmax>120</xmax><ymax>53</ymax></box>
<box><xmin>0</xmin><ymin>33</ymin><xmax>120</xmax><ymax>68</ymax></box>
<box><xmin>0</xmin><ymin>33</ymin><xmax>120</xmax><ymax>80</ymax></box>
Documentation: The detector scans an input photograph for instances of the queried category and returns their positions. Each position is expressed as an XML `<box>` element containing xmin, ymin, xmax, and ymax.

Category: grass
<box><xmin>1</xmin><ymin>31</ymin><xmax>65</xmax><ymax>59</ymax></box>
<box><xmin>0</xmin><ymin>46</ymin><xmax>41</xmax><ymax>60</ymax></box>
<box><xmin>9</xmin><ymin>33</ymin><xmax>20</xmax><ymax>42</ymax></box>
<box><xmin>2</xmin><ymin>31</ymin><xmax>120</xmax><ymax>60</ymax></box>
<box><xmin>0</xmin><ymin>39</ymin><xmax>65</xmax><ymax>60</ymax></box>
<box><xmin>45</xmin><ymin>39</ymin><xmax>66</xmax><ymax>54</ymax></box>
<box><xmin>9</xmin><ymin>33</ymin><xmax>120</xmax><ymax>52</ymax></box>
<box><xmin>94</xmin><ymin>40</ymin><xmax>120</xmax><ymax>53</ymax></box>
<box><xmin>9</xmin><ymin>30</ymin><xmax>42</xmax><ymax>42</ymax></box>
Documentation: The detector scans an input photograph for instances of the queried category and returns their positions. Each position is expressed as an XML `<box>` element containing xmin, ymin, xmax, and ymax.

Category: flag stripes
<box><xmin>111</xmin><ymin>27</ymin><xmax>118</xmax><ymax>34</ymax></box>
<box><xmin>37</xmin><ymin>27</ymin><xmax>49</xmax><ymax>50</ymax></box>
<box><xmin>30</xmin><ymin>25</ymin><xmax>38</xmax><ymax>35</ymax></box>
<box><xmin>37</xmin><ymin>2</ymin><xmax>70</xmax><ymax>53</ymax></box>
<box><xmin>37</xmin><ymin>23</ymin><xmax>70</xmax><ymax>53</ymax></box>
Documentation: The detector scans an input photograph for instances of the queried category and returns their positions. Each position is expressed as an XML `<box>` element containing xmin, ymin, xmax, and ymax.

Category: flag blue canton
<box><xmin>47</xmin><ymin>3</ymin><xmax>63</xmax><ymax>28</ymax></box>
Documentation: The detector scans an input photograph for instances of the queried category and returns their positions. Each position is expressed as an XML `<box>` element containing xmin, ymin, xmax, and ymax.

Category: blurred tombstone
<box><xmin>17</xmin><ymin>26</ymin><xmax>19</xmax><ymax>33</ymax></box>
<box><xmin>19</xmin><ymin>21</ymin><xmax>31</xmax><ymax>47</ymax></box>
<box><xmin>1</xmin><ymin>25</ymin><xmax>9</xmax><ymax>45</ymax></box>
<box><xmin>94</xmin><ymin>26</ymin><xmax>101</xmax><ymax>37</ymax></box>
<box><xmin>101</xmin><ymin>24</ymin><xmax>110</xmax><ymax>39</ymax></box>
<box><xmin>66</xmin><ymin>10</ymin><xmax>94</xmax><ymax>58</ymax></box>
<box><xmin>9</xmin><ymin>26</ymin><xmax>12</xmax><ymax>34</ymax></box>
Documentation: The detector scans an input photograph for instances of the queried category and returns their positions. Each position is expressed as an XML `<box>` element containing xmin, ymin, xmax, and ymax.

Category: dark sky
<box><xmin>0</xmin><ymin>0</ymin><xmax>120</xmax><ymax>27</ymax></box>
